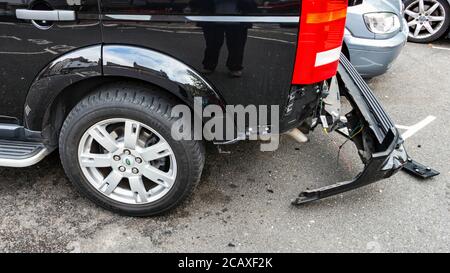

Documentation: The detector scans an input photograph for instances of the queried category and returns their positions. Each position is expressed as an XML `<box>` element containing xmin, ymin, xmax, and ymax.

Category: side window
<box><xmin>101</xmin><ymin>0</ymin><xmax>301</xmax><ymax>16</ymax></box>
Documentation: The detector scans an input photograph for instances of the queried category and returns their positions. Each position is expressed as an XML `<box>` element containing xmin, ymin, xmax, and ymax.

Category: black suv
<box><xmin>0</xmin><ymin>0</ymin><xmax>407</xmax><ymax>216</ymax></box>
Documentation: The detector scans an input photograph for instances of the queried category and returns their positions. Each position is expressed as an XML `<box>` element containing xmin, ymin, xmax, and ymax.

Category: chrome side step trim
<box><xmin>0</xmin><ymin>147</ymin><xmax>50</xmax><ymax>168</ymax></box>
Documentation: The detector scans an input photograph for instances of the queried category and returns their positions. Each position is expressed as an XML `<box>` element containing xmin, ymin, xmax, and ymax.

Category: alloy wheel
<box><xmin>78</xmin><ymin>118</ymin><xmax>177</xmax><ymax>205</ymax></box>
<box><xmin>405</xmin><ymin>0</ymin><xmax>447</xmax><ymax>39</ymax></box>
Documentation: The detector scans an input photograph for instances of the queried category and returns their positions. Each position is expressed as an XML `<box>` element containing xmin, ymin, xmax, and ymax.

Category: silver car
<box><xmin>344</xmin><ymin>0</ymin><xmax>409</xmax><ymax>78</ymax></box>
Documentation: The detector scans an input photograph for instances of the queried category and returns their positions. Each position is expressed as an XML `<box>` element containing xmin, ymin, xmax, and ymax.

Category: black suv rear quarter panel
<box><xmin>100</xmin><ymin>0</ymin><xmax>300</xmax><ymax>109</ymax></box>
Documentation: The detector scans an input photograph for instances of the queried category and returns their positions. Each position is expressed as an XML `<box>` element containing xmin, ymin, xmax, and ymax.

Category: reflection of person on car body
<box><xmin>190</xmin><ymin>0</ymin><xmax>257</xmax><ymax>77</ymax></box>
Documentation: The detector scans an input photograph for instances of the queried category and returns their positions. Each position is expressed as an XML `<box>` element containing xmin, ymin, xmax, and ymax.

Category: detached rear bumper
<box><xmin>294</xmin><ymin>54</ymin><xmax>407</xmax><ymax>204</ymax></box>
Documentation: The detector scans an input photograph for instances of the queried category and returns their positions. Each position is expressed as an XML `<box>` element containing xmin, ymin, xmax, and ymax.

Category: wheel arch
<box><xmin>102</xmin><ymin>44</ymin><xmax>225</xmax><ymax>109</ymax></box>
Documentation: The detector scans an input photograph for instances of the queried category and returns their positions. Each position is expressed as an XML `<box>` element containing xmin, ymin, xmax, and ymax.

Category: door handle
<box><xmin>16</xmin><ymin>9</ymin><xmax>76</xmax><ymax>21</ymax></box>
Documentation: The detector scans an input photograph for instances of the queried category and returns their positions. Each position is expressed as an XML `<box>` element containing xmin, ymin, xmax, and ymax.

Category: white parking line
<box><xmin>176</xmin><ymin>31</ymin><xmax>202</xmax><ymax>34</ymax></box>
<box><xmin>0</xmin><ymin>35</ymin><xmax>21</xmax><ymax>41</ymax></box>
<box><xmin>44</xmin><ymin>48</ymin><xmax>59</xmax><ymax>55</ymax></box>
<box><xmin>0</xmin><ymin>51</ymin><xmax>47</xmax><ymax>55</ymax></box>
<box><xmin>146</xmin><ymin>28</ymin><xmax>174</xmax><ymax>33</ymax></box>
<box><xmin>248</xmin><ymin>35</ymin><xmax>295</xmax><ymax>44</ymax></box>
<box><xmin>396</xmin><ymin>116</ymin><xmax>436</xmax><ymax>140</ymax></box>
<box><xmin>430</xmin><ymin>45</ymin><xmax>450</xmax><ymax>51</ymax></box>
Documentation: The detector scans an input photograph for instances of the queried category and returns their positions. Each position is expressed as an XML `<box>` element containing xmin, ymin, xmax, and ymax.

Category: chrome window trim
<box><xmin>104</xmin><ymin>14</ymin><xmax>152</xmax><ymax>21</ymax></box>
<box><xmin>185</xmin><ymin>16</ymin><xmax>299</xmax><ymax>23</ymax></box>
<box><xmin>103</xmin><ymin>14</ymin><xmax>299</xmax><ymax>23</ymax></box>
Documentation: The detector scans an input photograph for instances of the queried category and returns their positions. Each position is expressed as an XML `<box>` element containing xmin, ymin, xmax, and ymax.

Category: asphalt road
<box><xmin>0</xmin><ymin>40</ymin><xmax>449</xmax><ymax>253</ymax></box>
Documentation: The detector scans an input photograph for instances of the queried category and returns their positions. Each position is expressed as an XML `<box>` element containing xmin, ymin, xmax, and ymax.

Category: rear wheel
<box><xmin>404</xmin><ymin>0</ymin><xmax>450</xmax><ymax>43</ymax></box>
<box><xmin>59</xmin><ymin>83</ymin><xmax>205</xmax><ymax>216</ymax></box>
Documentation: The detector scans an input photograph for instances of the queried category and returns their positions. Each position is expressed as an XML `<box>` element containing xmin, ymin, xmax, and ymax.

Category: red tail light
<box><xmin>292</xmin><ymin>0</ymin><xmax>348</xmax><ymax>85</ymax></box>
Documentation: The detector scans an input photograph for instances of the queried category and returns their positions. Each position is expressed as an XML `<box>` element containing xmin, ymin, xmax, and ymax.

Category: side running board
<box><xmin>0</xmin><ymin>140</ymin><xmax>50</xmax><ymax>168</ymax></box>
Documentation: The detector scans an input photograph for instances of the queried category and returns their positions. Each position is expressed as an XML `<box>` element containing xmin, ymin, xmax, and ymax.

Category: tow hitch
<box><xmin>292</xmin><ymin>54</ymin><xmax>439</xmax><ymax>206</ymax></box>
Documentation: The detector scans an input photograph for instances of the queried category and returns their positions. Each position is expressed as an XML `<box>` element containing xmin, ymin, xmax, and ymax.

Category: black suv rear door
<box><xmin>0</xmin><ymin>0</ymin><xmax>101</xmax><ymax>123</ymax></box>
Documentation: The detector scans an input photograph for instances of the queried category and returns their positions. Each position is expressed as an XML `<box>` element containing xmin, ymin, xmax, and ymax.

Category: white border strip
<box><xmin>315</xmin><ymin>46</ymin><xmax>342</xmax><ymax>67</ymax></box>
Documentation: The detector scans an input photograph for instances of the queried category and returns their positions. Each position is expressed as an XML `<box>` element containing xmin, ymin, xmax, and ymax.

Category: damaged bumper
<box><xmin>293</xmin><ymin>54</ymin><xmax>408</xmax><ymax>205</ymax></box>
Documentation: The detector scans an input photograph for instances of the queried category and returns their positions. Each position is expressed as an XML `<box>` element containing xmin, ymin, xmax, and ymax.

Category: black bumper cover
<box><xmin>293</xmin><ymin>54</ymin><xmax>408</xmax><ymax>205</ymax></box>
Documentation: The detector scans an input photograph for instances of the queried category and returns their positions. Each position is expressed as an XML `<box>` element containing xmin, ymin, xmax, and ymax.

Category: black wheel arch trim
<box><xmin>23</xmin><ymin>44</ymin><xmax>226</xmax><ymax>143</ymax></box>
<box><xmin>24</xmin><ymin>44</ymin><xmax>103</xmax><ymax>132</ymax></box>
<box><xmin>102</xmin><ymin>44</ymin><xmax>225</xmax><ymax>110</ymax></box>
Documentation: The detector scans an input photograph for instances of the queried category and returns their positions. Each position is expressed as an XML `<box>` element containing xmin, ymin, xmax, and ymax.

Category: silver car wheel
<box><xmin>405</xmin><ymin>0</ymin><xmax>446</xmax><ymax>39</ymax></box>
<box><xmin>78</xmin><ymin>118</ymin><xmax>177</xmax><ymax>205</ymax></box>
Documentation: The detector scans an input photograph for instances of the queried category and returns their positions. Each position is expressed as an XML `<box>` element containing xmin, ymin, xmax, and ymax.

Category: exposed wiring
<box><xmin>336</xmin><ymin>124</ymin><xmax>364</xmax><ymax>166</ymax></box>
<box><xmin>318</xmin><ymin>99</ymin><xmax>324</xmax><ymax>116</ymax></box>
<box><xmin>349</xmin><ymin>125</ymin><xmax>364</xmax><ymax>139</ymax></box>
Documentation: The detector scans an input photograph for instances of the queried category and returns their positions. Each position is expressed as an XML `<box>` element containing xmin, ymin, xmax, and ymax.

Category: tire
<box><xmin>404</xmin><ymin>0</ymin><xmax>450</xmax><ymax>43</ymax></box>
<box><xmin>59</xmin><ymin>82</ymin><xmax>205</xmax><ymax>216</ymax></box>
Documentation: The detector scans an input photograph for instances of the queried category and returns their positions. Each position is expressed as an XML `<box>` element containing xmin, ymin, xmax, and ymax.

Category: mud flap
<box><xmin>293</xmin><ymin>54</ymin><xmax>408</xmax><ymax>205</ymax></box>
